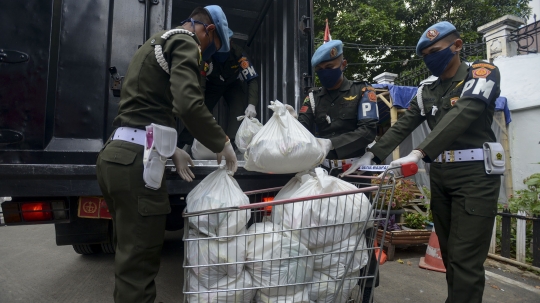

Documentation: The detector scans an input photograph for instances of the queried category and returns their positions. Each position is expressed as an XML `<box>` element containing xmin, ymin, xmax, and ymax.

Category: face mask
<box><xmin>202</xmin><ymin>35</ymin><xmax>216</xmax><ymax>61</ymax></box>
<box><xmin>423</xmin><ymin>42</ymin><xmax>456</xmax><ymax>77</ymax></box>
<box><xmin>316</xmin><ymin>65</ymin><xmax>343</xmax><ymax>88</ymax></box>
<box><xmin>212</xmin><ymin>51</ymin><xmax>229</xmax><ymax>63</ymax></box>
<box><xmin>181</xmin><ymin>18</ymin><xmax>218</xmax><ymax>61</ymax></box>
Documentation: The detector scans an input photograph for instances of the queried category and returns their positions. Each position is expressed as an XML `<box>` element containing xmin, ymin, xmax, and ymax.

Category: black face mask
<box><xmin>423</xmin><ymin>42</ymin><xmax>456</xmax><ymax>77</ymax></box>
<box><xmin>181</xmin><ymin>18</ymin><xmax>218</xmax><ymax>61</ymax></box>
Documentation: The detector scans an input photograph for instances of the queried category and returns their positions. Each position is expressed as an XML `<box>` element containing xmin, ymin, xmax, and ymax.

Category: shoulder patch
<box><xmin>460</xmin><ymin>63</ymin><xmax>500</xmax><ymax>105</ymax></box>
<box><xmin>472</xmin><ymin>63</ymin><xmax>495</xmax><ymax>70</ymax></box>
<box><xmin>300</xmin><ymin>105</ymin><xmax>309</xmax><ymax>113</ymax></box>
<box><xmin>303</xmin><ymin>96</ymin><xmax>310</xmax><ymax>104</ymax></box>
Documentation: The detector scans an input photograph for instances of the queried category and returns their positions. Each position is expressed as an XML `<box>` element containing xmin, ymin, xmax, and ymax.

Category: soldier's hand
<box><xmin>217</xmin><ymin>139</ymin><xmax>238</xmax><ymax>173</ymax></box>
<box><xmin>340</xmin><ymin>152</ymin><xmax>374</xmax><ymax>177</ymax></box>
<box><xmin>389</xmin><ymin>150</ymin><xmax>422</xmax><ymax>168</ymax></box>
<box><xmin>171</xmin><ymin>147</ymin><xmax>195</xmax><ymax>182</ymax></box>
<box><xmin>245</xmin><ymin>104</ymin><xmax>257</xmax><ymax>118</ymax></box>
<box><xmin>285</xmin><ymin>104</ymin><xmax>298</xmax><ymax>119</ymax></box>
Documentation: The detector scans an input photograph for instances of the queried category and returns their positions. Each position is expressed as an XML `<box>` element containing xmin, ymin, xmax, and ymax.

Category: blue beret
<box><xmin>204</xmin><ymin>5</ymin><xmax>230</xmax><ymax>53</ymax></box>
<box><xmin>416</xmin><ymin>21</ymin><xmax>457</xmax><ymax>56</ymax></box>
<box><xmin>311</xmin><ymin>40</ymin><xmax>343</xmax><ymax>68</ymax></box>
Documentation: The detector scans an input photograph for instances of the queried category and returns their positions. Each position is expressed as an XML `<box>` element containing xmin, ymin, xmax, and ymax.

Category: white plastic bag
<box><xmin>235</xmin><ymin>116</ymin><xmax>263</xmax><ymax>153</ymax></box>
<box><xmin>308</xmin><ymin>271</ymin><xmax>359</xmax><ymax>303</ymax></box>
<box><xmin>311</xmin><ymin>234</ymin><xmax>369</xmax><ymax>279</ymax></box>
<box><xmin>272</xmin><ymin>171</ymin><xmax>315</xmax><ymax>226</ymax></box>
<box><xmin>187</xmin><ymin>167</ymin><xmax>251</xmax><ymax>238</ymax></box>
<box><xmin>244</xmin><ymin>100</ymin><xmax>325</xmax><ymax>174</ymax></box>
<box><xmin>192</xmin><ymin>138</ymin><xmax>219</xmax><ymax>160</ymax></box>
<box><xmin>281</xmin><ymin>168</ymin><xmax>372</xmax><ymax>249</ymax></box>
<box><xmin>186</xmin><ymin>228</ymin><xmax>247</xmax><ymax>288</ymax></box>
<box><xmin>255</xmin><ymin>286</ymin><xmax>312</xmax><ymax>303</ymax></box>
<box><xmin>187</xmin><ymin>270</ymin><xmax>256</xmax><ymax>303</ymax></box>
<box><xmin>245</xmin><ymin>222</ymin><xmax>314</xmax><ymax>298</ymax></box>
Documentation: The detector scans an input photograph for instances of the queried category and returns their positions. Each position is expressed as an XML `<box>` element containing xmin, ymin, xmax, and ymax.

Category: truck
<box><xmin>0</xmin><ymin>0</ymin><xmax>315</xmax><ymax>254</ymax></box>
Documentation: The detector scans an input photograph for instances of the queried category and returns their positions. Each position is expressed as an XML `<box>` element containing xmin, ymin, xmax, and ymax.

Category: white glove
<box><xmin>389</xmin><ymin>150</ymin><xmax>423</xmax><ymax>168</ymax></box>
<box><xmin>171</xmin><ymin>147</ymin><xmax>195</xmax><ymax>182</ymax></box>
<box><xmin>317</xmin><ymin>138</ymin><xmax>333</xmax><ymax>157</ymax></box>
<box><xmin>340</xmin><ymin>152</ymin><xmax>375</xmax><ymax>177</ymax></box>
<box><xmin>245</xmin><ymin>104</ymin><xmax>257</xmax><ymax>118</ymax></box>
<box><xmin>285</xmin><ymin>104</ymin><xmax>298</xmax><ymax>119</ymax></box>
<box><xmin>217</xmin><ymin>139</ymin><xmax>238</xmax><ymax>173</ymax></box>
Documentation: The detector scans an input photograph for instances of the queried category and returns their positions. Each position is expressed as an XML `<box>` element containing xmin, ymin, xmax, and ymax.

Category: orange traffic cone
<box><xmin>373</xmin><ymin>238</ymin><xmax>387</xmax><ymax>265</ymax></box>
<box><xmin>419</xmin><ymin>227</ymin><xmax>446</xmax><ymax>273</ymax></box>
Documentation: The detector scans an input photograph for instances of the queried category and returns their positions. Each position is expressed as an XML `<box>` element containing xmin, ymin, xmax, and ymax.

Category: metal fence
<box><xmin>511</xmin><ymin>19</ymin><xmax>540</xmax><ymax>55</ymax></box>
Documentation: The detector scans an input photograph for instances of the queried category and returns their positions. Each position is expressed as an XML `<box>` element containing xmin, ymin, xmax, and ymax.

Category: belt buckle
<box><xmin>449</xmin><ymin>150</ymin><xmax>455</xmax><ymax>162</ymax></box>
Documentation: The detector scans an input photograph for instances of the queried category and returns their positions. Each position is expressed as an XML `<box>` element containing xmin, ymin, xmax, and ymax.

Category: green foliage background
<box><xmin>314</xmin><ymin>0</ymin><xmax>531</xmax><ymax>81</ymax></box>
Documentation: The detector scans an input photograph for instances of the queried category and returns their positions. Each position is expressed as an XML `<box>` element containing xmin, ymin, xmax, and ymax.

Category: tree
<box><xmin>313</xmin><ymin>0</ymin><xmax>531</xmax><ymax>81</ymax></box>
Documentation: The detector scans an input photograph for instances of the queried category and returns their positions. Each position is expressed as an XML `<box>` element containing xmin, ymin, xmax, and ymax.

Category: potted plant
<box><xmin>403</xmin><ymin>212</ymin><xmax>428</xmax><ymax>230</ymax></box>
<box><xmin>372</xmin><ymin>178</ymin><xmax>416</xmax><ymax>224</ymax></box>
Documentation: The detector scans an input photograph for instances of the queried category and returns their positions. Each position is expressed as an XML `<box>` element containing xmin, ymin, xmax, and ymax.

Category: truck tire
<box><xmin>101</xmin><ymin>242</ymin><xmax>116</xmax><ymax>254</ymax></box>
<box><xmin>72</xmin><ymin>244</ymin><xmax>101</xmax><ymax>255</ymax></box>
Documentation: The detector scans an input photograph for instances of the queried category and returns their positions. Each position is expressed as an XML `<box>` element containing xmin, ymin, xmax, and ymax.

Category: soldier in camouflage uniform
<box><xmin>96</xmin><ymin>6</ymin><xmax>236</xmax><ymax>303</ymax></box>
<box><xmin>343</xmin><ymin>21</ymin><xmax>502</xmax><ymax>303</ymax></box>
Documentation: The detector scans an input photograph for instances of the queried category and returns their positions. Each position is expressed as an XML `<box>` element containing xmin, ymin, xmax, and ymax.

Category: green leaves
<box><xmin>313</xmin><ymin>0</ymin><xmax>531</xmax><ymax>81</ymax></box>
<box><xmin>508</xmin><ymin>173</ymin><xmax>540</xmax><ymax>216</ymax></box>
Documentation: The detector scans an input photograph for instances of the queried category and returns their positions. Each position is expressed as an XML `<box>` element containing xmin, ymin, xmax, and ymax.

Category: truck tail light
<box><xmin>21</xmin><ymin>202</ymin><xmax>53</xmax><ymax>221</ymax></box>
<box><xmin>1</xmin><ymin>199</ymin><xmax>68</xmax><ymax>225</ymax></box>
<box><xmin>262</xmin><ymin>197</ymin><xmax>274</xmax><ymax>214</ymax></box>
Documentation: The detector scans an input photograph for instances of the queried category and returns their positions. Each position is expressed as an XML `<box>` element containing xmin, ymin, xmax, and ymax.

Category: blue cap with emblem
<box><xmin>416</xmin><ymin>21</ymin><xmax>458</xmax><ymax>56</ymax></box>
<box><xmin>311</xmin><ymin>40</ymin><xmax>343</xmax><ymax>68</ymax></box>
<box><xmin>204</xmin><ymin>5</ymin><xmax>230</xmax><ymax>53</ymax></box>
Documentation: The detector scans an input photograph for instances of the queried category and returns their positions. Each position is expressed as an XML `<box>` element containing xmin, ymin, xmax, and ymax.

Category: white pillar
<box><xmin>477</xmin><ymin>15</ymin><xmax>526</xmax><ymax>59</ymax></box>
<box><xmin>373</xmin><ymin>72</ymin><xmax>398</xmax><ymax>84</ymax></box>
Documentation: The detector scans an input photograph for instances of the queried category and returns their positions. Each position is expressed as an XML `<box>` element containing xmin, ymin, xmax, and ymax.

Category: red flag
<box><xmin>324</xmin><ymin>19</ymin><xmax>332</xmax><ymax>43</ymax></box>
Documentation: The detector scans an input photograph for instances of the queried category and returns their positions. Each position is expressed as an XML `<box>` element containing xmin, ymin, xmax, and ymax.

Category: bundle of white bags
<box><xmin>235</xmin><ymin>115</ymin><xmax>263</xmax><ymax>153</ymax></box>
<box><xmin>274</xmin><ymin>168</ymin><xmax>372</xmax><ymax>278</ymax></box>
<box><xmin>186</xmin><ymin>271</ymin><xmax>256</xmax><ymax>303</ymax></box>
<box><xmin>245</xmin><ymin>222</ymin><xmax>314</xmax><ymax>302</ymax></box>
<box><xmin>244</xmin><ymin>100</ymin><xmax>326</xmax><ymax>174</ymax></box>
<box><xmin>308</xmin><ymin>271</ymin><xmax>359</xmax><ymax>303</ymax></box>
<box><xmin>186</xmin><ymin>167</ymin><xmax>251</xmax><ymax>238</ymax></box>
<box><xmin>186</xmin><ymin>229</ymin><xmax>247</xmax><ymax>288</ymax></box>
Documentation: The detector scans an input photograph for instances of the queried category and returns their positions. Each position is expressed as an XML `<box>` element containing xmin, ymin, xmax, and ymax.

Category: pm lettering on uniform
<box><xmin>461</xmin><ymin>78</ymin><xmax>496</xmax><ymax>104</ymax></box>
<box><xmin>359</xmin><ymin>102</ymin><xmax>379</xmax><ymax>120</ymax></box>
<box><xmin>238</xmin><ymin>64</ymin><xmax>258</xmax><ymax>82</ymax></box>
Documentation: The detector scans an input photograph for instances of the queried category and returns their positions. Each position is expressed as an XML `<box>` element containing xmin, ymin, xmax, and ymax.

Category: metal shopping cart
<box><xmin>182</xmin><ymin>164</ymin><xmax>417</xmax><ymax>303</ymax></box>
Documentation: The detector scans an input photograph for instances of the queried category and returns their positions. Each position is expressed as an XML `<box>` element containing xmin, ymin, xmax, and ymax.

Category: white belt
<box><xmin>112</xmin><ymin>127</ymin><xmax>146</xmax><ymax>146</ymax></box>
<box><xmin>322</xmin><ymin>157</ymin><xmax>359</xmax><ymax>169</ymax></box>
<box><xmin>434</xmin><ymin>148</ymin><xmax>483</xmax><ymax>163</ymax></box>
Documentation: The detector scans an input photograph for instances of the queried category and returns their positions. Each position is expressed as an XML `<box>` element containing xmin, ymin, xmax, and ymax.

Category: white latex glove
<box><xmin>245</xmin><ymin>104</ymin><xmax>257</xmax><ymax>118</ymax></box>
<box><xmin>317</xmin><ymin>138</ymin><xmax>333</xmax><ymax>157</ymax></box>
<box><xmin>389</xmin><ymin>150</ymin><xmax>423</xmax><ymax>168</ymax></box>
<box><xmin>285</xmin><ymin>104</ymin><xmax>298</xmax><ymax>119</ymax></box>
<box><xmin>171</xmin><ymin>147</ymin><xmax>195</xmax><ymax>182</ymax></box>
<box><xmin>340</xmin><ymin>152</ymin><xmax>375</xmax><ymax>177</ymax></box>
<box><xmin>217</xmin><ymin>139</ymin><xmax>238</xmax><ymax>173</ymax></box>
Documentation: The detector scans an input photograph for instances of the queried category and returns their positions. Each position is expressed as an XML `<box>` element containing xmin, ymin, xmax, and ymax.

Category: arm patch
<box><xmin>237</xmin><ymin>54</ymin><xmax>258</xmax><ymax>82</ymax></box>
<box><xmin>358</xmin><ymin>88</ymin><xmax>379</xmax><ymax>120</ymax></box>
<box><xmin>460</xmin><ymin>62</ymin><xmax>500</xmax><ymax>105</ymax></box>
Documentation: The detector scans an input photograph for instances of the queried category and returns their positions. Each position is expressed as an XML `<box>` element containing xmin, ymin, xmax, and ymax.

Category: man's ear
<box><xmin>206</xmin><ymin>24</ymin><xmax>216</xmax><ymax>32</ymax></box>
<box><xmin>454</xmin><ymin>39</ymin><xmax>463</xmax><ymax>52</ymax></box>
<box><xmin>342</xmin><ymin>58</ymin><xmax>348</xmax><ymax>71</ymax></box>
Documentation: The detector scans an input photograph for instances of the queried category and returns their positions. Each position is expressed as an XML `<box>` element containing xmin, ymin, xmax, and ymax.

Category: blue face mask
<box><xmin>202</xmin><ymin>37</ymin><xmax>216</xmax><ymax>61</ymax></box>
<box><xmin>423</xmin><ymin>42</ymin><xmax>456</xmax><ymax>77</ymax></box>
<box><xmin>316</xmin><ymin>65</ymin><xmax>343</xmax><ymax>88</ymax></box>
<box><xmin>212</xmin><ymin>51</ymin><xmax>230</xmax><ymax>63</ymax></box>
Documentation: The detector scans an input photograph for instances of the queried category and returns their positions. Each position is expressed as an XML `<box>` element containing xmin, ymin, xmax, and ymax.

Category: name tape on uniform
<box><xmin>359</xmin><ymin>165</ymin><xmax>389</xmax><ymax>171</ymax></box>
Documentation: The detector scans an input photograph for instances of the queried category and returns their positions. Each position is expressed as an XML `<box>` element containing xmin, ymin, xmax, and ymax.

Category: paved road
<box><xmin>0</xmin><ymin>224</ymin><xmax>539</xmax><ymax>302</ymax></box>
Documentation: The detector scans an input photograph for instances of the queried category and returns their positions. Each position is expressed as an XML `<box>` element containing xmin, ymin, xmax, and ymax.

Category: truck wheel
<box><xmin>101</xmin><ymin>242</ymin><xmax>116</xmax><ymax>254</ymax></box>
<box><xmin>72</xmin><ymin>244</ymin><xmax>101</xmax><ymax>255</ymax></box>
